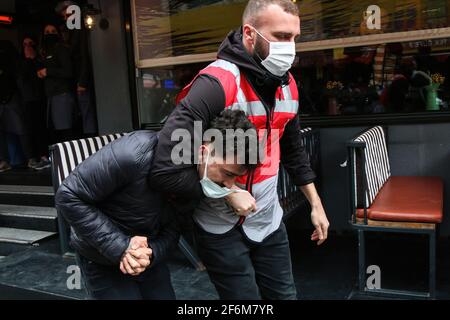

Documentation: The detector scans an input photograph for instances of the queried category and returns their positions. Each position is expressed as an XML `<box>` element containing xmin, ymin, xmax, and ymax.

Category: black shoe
<box><xmin>34</xmin><ymin>159</ymin><xmax>51</xmax><ymax>171</ymax></box>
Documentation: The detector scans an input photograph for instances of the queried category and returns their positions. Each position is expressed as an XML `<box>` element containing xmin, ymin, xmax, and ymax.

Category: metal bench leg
<box><xmin>429</xmin><ymin>230</ymin><xmax>436</xmax><ymax>299</ymax></box>
<box><xmin>178</xmin><ymin>236</ymin><xmax>205</xmax><ymax>271</ymax></box>
<box><xmin>358</xmin><ymin>229</ymin><xmax>366</xmax><ymax>293</ymax></box>
<box><xmin>57</xmin><ymin>212</ymin><xmax>71</xmax><ymax>255</ymax></box>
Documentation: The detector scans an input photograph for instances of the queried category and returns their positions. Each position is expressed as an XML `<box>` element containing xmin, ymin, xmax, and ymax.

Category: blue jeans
<box><xmin>194</xmin><ymin>221</ymin><xmax>297</xmax><ymax>300</ymax></box>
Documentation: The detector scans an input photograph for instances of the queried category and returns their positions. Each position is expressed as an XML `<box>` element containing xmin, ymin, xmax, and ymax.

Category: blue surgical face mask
<box><xmin>199</xmin><ymin>148</ymin><xmax>240</xmax><ymax>199</ymax></box>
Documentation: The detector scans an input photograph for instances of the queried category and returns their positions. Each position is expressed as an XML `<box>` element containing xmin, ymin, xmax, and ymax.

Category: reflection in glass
<box><xmin>137</xmin><ymin>63</ymin><xmax>207</xmax><ymax>124</ymax></box>
<box><xmin>133</xmin><ymin>0</ymin><xmax>450</xmax><ymax>61</ymax></box>
<box><xmin>293</xmin><ymin>37</ymin><xmax>450</xmax><ymax>116</ymax></box>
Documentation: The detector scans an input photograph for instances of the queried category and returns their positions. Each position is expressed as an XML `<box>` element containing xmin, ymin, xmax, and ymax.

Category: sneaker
<box><xmin>27</xmin><ymin>158</ymin><xmax>39</xmax><ymax>169</ymax></box>
<box><xmin>34</xmin><ymin>159</ymin><xmax>51</xmax><ymax>171</ymax></box>
<box><xmin>0</xmin><ymin>161</ymin><xmax>12</xmax><ymax>173</ymax></box>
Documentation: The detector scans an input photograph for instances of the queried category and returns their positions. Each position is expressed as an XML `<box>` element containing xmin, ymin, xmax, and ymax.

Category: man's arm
<box><xmin>279</xmin><ymin>114</ymin><xmax>316</xmax><ymax>186</ymax></box>
<box><xmin>300</xmin><ymin>183</ymin><xmax>329</xmax><ymax>245</ymax></box>
<box><xmin>147</xmin><ymin>202</ymin><xmax>182</xmax><ymax>267</ymax></box>
<box><xmin>280</xmin><ymin>115</ymin><xmax>329</xmax><ymax>245</ymax></box>
<box><xmin>55</xmin><ymin>137</ymin><xmax>142</xmax><ymax>264</ymax></box>
<box><xmin>148</xmin><ymin>75</ymin><xmax>226</xmax><ymax>209</ymax></box>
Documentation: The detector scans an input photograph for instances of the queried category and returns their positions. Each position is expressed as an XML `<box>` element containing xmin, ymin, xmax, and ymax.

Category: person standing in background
<box><xmin>56</xmin><ymin>1</ymin><xmax>98</xmax><ymax>137</ymax></box>
<box><xmin>17</xmin><ymin>35</ymin><xmax>51</xmax><ymax>170</ymax></box>
<box><xmin>37</xmin><ymin>23</ymin><xmax>76</xmax><ymax>143</ymax></box>
<box><xmin>0</xmin><ymin>40</ymin><xmax>35</xmax><ymax>170</ymax></box>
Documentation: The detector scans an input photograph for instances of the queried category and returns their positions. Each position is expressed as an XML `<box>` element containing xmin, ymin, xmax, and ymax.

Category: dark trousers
<box><xmin>194</xmin><ymin>222</ymin><xmax>297</xmax><ymax>300</ymax></box>
<box><xmin>0</xmin><ymin>132</ymin><xmax>6</xmax><ymax>161</ymax></box>
<box><xmin>76</xmin><ymin>254</ymin><xmax>176</xmax><ymax>300</ymax></box>
<box><xmin>53</xmin><ymin>129</ymin><xmax>74</xmax><ymax>144</ymax></box>
<box><xmin>24</xmin><ymin>99</ymin><xmax>49</xmax><ymax>158</ymax></box>
<box><xmin>77</xmin><ymin>90</ymin><xmax>98</xmax><ymax>135</ymax></box>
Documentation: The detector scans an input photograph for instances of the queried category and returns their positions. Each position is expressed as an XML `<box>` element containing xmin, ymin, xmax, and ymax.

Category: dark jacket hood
<box><xmin>217</xmin><ymin>28</ymin><xmax>289</xmax><ymax>87</ymax></box>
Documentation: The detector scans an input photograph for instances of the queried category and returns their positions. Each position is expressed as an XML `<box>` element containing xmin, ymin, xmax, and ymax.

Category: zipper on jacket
<box><xmin>270</xmin><ymin>96</ymin><xmax>277</xmax><ymax>122</ymax></box>
<box><xmin>243</xmin><ymin>73</ymin><xmax>276</xmax><ymax>133</ymax></box>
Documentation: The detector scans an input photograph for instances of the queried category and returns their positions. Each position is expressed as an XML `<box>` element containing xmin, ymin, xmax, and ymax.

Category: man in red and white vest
<box><xmin>150</xmin><ymin>0</ymin><xmax>330</xmax><ymax>300</ymax></box>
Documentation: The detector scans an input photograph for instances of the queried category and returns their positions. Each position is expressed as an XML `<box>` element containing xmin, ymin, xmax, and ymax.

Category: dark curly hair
<box><xmin>208</xmin><ymin>109</ymin><xmax>259</xmax><ymax>171</ymax></box>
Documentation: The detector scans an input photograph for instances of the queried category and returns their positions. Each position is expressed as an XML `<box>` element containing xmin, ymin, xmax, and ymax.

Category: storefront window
<box><xmin>293</xmin><ymin>37</ymin><xmax>450</xmax><ymax>116</ymax></box>
<box><xmin>132</xmin><ymin>0</ymin><xmax>450</xmax><ymax>63</ymax></box>
<box><xmin>136</xmin><ymin>36</ymin><xmax>450</xmax><ymax>123</ymax></box>
<box><xmin>131</xmin><ymin>0</ymin><xmax>450</xmax><ymax>125</ymax></box>
<box><xmin>132</xmin><ymin>0</ymin><xmax>246</xmax><ymax>62</ymax></box>
<box><xmin>136</xmin><ymin>62</ymin><xmax>207</xmax><ymax>124</ymax></box>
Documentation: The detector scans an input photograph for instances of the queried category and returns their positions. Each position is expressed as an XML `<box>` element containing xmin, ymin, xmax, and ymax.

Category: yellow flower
<box><xmin>431</xmin><ymin>73</ymin><xmax>445</xmax><ymax>84</ymax></box>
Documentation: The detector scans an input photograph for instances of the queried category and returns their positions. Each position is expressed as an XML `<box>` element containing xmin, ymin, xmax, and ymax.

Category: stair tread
<box><xmin>0</xmin><ymin>185</ymin><xmax>54</xmax><ymax>196</ymax></box>
<box><xmin>0</xmin><ymin>205</ymin><xmax>57</xmax><ymax>219</ymax></box>
<box><xmin>0</xmin><ymin>227</ymin><xmax>56</xmax><ymax>244</ymax></box>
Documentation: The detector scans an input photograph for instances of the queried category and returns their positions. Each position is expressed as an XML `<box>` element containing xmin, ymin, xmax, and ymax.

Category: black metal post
<box><xmin>358</xmin><ymin>229</ymin><xmax>366</xmax><ymax>292</ymax></box>
<box><xmin>429</xmin><ymin>230</ymin><xmax>436</xmax><ymax>299</ymax></box>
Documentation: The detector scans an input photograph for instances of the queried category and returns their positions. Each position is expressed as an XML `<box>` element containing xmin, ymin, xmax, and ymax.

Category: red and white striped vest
<box><xmin>177</xmin><ymin>59</ymin><xmax>299</xmax><ymax>186</ymax></box>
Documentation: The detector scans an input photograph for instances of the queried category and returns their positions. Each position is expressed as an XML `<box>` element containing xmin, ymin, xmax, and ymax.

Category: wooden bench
<box><xmin>347</xmin><ymin>126</ymin><xmax>444</xmax><ymax>299</ymax></box>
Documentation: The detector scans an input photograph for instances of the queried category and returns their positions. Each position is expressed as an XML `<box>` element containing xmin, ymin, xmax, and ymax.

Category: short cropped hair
<box><xmin>242</xmin><ymin>0</ymin><xmax>299</xmax><ymax>27</ymax></box>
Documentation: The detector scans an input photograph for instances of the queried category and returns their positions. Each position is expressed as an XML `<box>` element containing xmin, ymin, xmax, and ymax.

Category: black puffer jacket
<box><xmin>55</xmin><ymin>131</ymin><xmax>180</xmax><ymax>266</ymax></box>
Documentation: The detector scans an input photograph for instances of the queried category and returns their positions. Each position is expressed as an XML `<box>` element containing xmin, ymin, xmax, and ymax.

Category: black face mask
<box><xmin>43</xmin><ymin>34</ymin><xmax>60</xmax><ymax>47</ymax></box>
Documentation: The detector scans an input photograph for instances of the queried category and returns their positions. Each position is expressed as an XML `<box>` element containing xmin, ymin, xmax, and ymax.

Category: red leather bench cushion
<box><xmin>356</xmin><ymin>176</ymin><xmax>443</xmax><ymax>223</ymax></box>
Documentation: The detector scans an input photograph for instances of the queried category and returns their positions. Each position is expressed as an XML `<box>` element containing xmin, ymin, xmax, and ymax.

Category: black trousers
<box><xmin>194</xmin><ymin>221</ymin><xmax>297</xmax><ymax>300</ymax></box>
<box><xmin>24</xmin><ymin>99</ymin><xmax>49</xmax><ymax>158</ymax></box>
<box><xmin>76</xmin><ymin>254</ymin><xmax>176</xmax><ymax>300</ymax></box>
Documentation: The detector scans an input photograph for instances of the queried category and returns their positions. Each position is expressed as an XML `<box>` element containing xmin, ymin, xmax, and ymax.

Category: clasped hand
<box><xmin>119</xmin><ymin>236</ymin><xmax>152</xmax><ymax>276</ymax></box>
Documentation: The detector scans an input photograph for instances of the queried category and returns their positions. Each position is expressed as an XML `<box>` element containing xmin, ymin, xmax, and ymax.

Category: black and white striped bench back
<box><xmin>278</xmin><ymin>127</ymin><xmax>318</xmax><ymax>216</ymax></box>
<box><xmin>352</xmin><ymin>126</ymin><xmax>391</xmax><ymax>207</ymax></box>
<box><xmin>51</xmin><ymin>133</ymin><xmax>126</xmax><ymax>189</ymax></box>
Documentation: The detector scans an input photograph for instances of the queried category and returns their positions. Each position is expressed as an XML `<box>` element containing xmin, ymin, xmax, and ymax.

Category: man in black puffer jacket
<box><xmin>55</xmin><ymin>110</ymin><xmax>258</xmax><ymax>300</ymax></box>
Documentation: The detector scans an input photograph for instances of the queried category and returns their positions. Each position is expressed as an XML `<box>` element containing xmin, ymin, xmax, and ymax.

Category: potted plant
<box><xmin>426</xmin><ymin>73</ymin><xmax>445</xmax><ymax>111</ymax></box>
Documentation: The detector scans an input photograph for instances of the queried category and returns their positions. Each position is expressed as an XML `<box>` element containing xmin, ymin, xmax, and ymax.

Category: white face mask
<box><xmin>199</xmin><ymin>148</ymin><xmax>246</xmax><ymax>199</ymax></box>
<box><xmin>253</xmin><ymin>28</ymin><xmax>296</xmax><ymax>77</ymax></box>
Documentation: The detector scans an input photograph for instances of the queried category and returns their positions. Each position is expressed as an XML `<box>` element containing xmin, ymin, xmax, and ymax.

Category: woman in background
<box><xmin>37</xmin><ymin>23</ymin><xmax>76</xmax><ymax>143</ymax></box>
<box><xmin>18</xmin><ymin>35</ymin><xmax>51</xmax><ymax>170</ymax></box>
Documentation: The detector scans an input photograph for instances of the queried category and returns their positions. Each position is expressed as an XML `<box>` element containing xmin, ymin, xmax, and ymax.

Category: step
<box><xmin>0</xmin><ymin>168</ymin><xmax>52</xmax><ymax>186</ymax></box>
<box><xmin>0</xmin><ymin>227</ymin><xmax>56</xmax><ymax>245</ymax></box>
<box><xmin>0</xmin><ymin>185</ymin><xmax>54</xmax><ymax>207</ymax></box>
<box><xmin>0</xmin><ymin>205</ymin><xmax>58</xmax><ymax>232</ymax></box>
